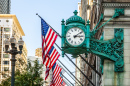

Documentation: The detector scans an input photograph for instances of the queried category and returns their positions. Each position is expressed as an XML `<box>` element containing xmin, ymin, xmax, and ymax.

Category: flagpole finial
<box><xmin>36</xmin><ymin>13</ymin><xmax>38</xmax><ymax>15</ymax></box>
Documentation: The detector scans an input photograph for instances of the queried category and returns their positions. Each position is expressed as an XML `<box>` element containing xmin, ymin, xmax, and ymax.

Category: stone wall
<box><xmin>102</xmin><ymin>2</ymin><xmax>130</xmax><ymax>86</ymax></box>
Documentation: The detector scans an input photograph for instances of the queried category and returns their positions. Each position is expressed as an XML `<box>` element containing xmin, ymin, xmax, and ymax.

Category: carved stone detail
<box><xmin>102</xmin><ymin>3</ymin><xmax>130</xmax><ymax>7</ymax></box>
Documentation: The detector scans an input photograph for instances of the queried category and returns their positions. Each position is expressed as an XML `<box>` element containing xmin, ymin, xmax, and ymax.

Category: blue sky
<box><xmin>11</xmin><ymin>0</ymin><xmax>80</xmax><ymax>85</ymax></box>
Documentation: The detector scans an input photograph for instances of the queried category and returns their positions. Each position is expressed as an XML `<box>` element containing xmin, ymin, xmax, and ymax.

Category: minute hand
<box><xmin>74</xmin><ymin>31</ymin><xmax>83</xmax><ymax>38</ymax></box>
<box><xmin>76</xmin><ymin>36</ymin><xmax>84</xmax><ymax>37</ymax></box>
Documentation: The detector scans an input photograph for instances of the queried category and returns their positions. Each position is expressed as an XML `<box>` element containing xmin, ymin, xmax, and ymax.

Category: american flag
<box><xmin>62</xmin><ymin>81</ymin><xmax>66</xmax><ymax>86</ymax></box>
<box><xmin>51</xmin><ymin>63</ymin><xmax>62</xmax><ymax>85</ymax></box>
<box><xmin>45</xmin><ymin>46</ymin><xmax>60</xmax><ymax>80</ymax></box>
<box><xmin>54</xmin><ymin>75</ymin><xmax>63</xmax><ymax>86</ymax></box>
<box><xmin>45</xmin><ymin>46</ymin><xmax>60</xmax><ymax>70</ymax></box>
<box><xmin>45</xmin><ymin>67</ymin><xmax>50</xmax><ymax>80</ymax></box>
<box><xmin>41</xmin><ymin>18</ymin><xmax>58</xmax><ymax>80</ymax></box>
<box><xmin>41</xmin><ymin>18</ymin><xmax>58</xmax><ymax>65</ymax></box>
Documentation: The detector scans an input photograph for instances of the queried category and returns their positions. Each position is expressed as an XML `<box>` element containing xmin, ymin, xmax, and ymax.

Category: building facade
<box><xmin>101</xmin><ymin>0</ymin><xmax>130</xmax><ymax>86</ymax></box>
<box><xmin>0</xmin><ymin>14</ymin><xmax>27</xmax><ymax>83</ymax></box>
<box><xmin>0</xmin><ymin>0</ymin><xmax>11</xmax><ymax>14</ymax></box>
<box><xmin>35</xmin><ymin>48</ymin><xmax>42</xmax><ymax>57</ymax></box>
<box><xmin>78</xmin><ymin>0</ymin><xmax>130</xmax><ymax>86</ymax></box>
<box><xmin>34</xmin><ymin>48</ymin><xmax>51</xmax><ymax>86</ymax></box>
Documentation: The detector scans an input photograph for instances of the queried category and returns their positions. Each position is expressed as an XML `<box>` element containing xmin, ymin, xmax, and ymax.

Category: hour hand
<box><xmin>73</xmin><ymin>35</ymin><xmax>77</xmax><ymax>38</ymax></box>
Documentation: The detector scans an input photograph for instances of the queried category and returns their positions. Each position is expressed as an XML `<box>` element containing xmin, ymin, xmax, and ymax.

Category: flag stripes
<box><xmin>49</xmin><ymin>46</ymin><xmax>60</xmax><ymax>69</ymax></box>
<box><xmin>44</xmin><ymin>46</ymin><xmax>60</xmax><ymax>80</ymax></box>
<box><xmin>55</xmin><ymin>76</ymin><xmax>63</xmax><ymax>86</ymax></box>
<box><xmin>40</xmin><ymin>17</ymin><xmax>65</xmax><ymax>85</ymax></box>
<box><xmin>50</xmin><ymin>63</ymin><xmax>62</xmax><ymax>86</ymax></box>
<box><xmin>45</xmin><ymin>67</ymin><xmax>50</xmax><ymax>80</ymax></box>
<box><xmin>41</xmin><ymin>18</ymin><xmax>59</xmax><ymax>80</ymax></box>
<box><xmin>52</xmin><ymin>63</ymin><xmax>62</xmax><ymax>81</ymax></box>
<box><xmin>41</xmin><ymin>19</ymin><xmax>58</xmax><ymax>65</ymax></box>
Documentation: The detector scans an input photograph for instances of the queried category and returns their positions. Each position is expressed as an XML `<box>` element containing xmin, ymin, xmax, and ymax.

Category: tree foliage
<box><xmin>0</xmin><ymin>59</ymin><xmax>46</xmax><ymax>86</ymax></box>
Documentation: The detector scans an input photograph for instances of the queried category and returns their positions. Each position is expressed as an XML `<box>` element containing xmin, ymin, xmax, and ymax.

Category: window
<box><xmin>4</xmin><ymin>28</ymin><xmax>10</xmax><ymax>32</ymax></box>
<box><xmin>3</xmin><ymin>47</ymin><xmax>4</xmax><ymax>51</ymax></box>
<box><xmin>3</xmin><ymin>54</ymin><xmax>9</xmax><ymax>58</ymax></box>
<box><xmin>4</xmin><ymin>34</ymin><xmax>10</xmax><ymax>38</ymax></box>
<box><xmin>3</xmin><ymin>74</ymin><xmax>8</xmax><ymax>78</ymax></box>
<box><xmin>6</xmin><ymin>20</ymin><xmax>9</xmax><ymax>22</ymax></box>
<box><xmin>3</xmin><ymin>61</ymin><xmax>9</xmax><ymax>65</ymax></box>
<box><xmin>4</xmin><ymin>67</ymin><xmax>9</xmax><ymax>71</ymax></box>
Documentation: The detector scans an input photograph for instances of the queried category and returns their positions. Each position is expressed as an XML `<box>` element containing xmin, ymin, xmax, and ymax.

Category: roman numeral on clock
<box><xmin>67</xmin><ymin>35</ymin><xmax>70</xmax><ymax>37</ymax></box>
<box><xmin>80</xmin><ymin>38</ymin><xmax>83</xmax><ymax>41</ymax></box>
<box><xmin>68</xmin><ymin>38</ymin><xmax>71</xmax><ymax>41</ymax></box>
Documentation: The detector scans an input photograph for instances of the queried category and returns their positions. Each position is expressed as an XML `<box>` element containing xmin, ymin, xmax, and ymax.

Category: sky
<box><xmin>11</xmin><ymin>0</ymin><xmax>80</xmax><ymax>85</ymax></box>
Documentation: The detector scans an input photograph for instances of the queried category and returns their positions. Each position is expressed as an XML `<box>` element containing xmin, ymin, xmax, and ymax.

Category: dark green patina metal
<box><xmin>91</xmin><ymin>8</ymin><xmax>124</xmax><ymax>37</ymax></box>
<box><xmin>91</xmin><ymin>28</ymin><xmax>124</xmax><ymax>72</ymax></box>
<box><xmin>61</xmin><ymin>9</ymin><xmax>124</xmax><ymax>72</ymax></box>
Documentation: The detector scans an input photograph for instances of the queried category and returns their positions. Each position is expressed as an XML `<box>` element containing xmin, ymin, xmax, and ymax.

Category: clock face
<box><xmin>66</xmin><ymin>27</ymin><xmax>85</xmax><ymax>46</ymax></box>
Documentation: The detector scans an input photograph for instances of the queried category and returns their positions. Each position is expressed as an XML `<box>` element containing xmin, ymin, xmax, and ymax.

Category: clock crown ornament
<box><xmin>66</xmin><ymin>10</ymin><xmax>85</xmax><ymax>25</ymax></box>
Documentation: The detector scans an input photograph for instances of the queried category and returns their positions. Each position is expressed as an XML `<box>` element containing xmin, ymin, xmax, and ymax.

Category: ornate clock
<box><xmin>61</xmin><ymin>10</ymin><xmax>88</xmax><ymax>57</ymax></box>
<box><xmin>66</xmin><ymin>27</ymin><xmax>85</xmax><ymax>46</ymax></box>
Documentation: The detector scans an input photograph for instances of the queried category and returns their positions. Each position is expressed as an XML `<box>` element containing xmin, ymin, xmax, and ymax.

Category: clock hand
<box><xmin>76</xmin><ymin>36</ymin><xmax>84</xmax><ymax>37</ymax></box>
<box><xmin>74</xmin><ymin>31</ymin><xmax>83</xmax><ymax>38</ymax></box>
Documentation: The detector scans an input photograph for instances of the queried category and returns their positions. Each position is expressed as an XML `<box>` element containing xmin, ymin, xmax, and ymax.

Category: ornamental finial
<box><xmin>61</xmin><ymin>19</ymin><xmax>65</xmax><ymax>25</ymax></box>
<box><xmin>87</xmin><ymin>20</ymin><xmax>90</xmax><ymax>24</ymax></box>
<box><xmin>73</xmin><ymin>10</ymin><xmax>78</xmax><ymax>15</ymax></box>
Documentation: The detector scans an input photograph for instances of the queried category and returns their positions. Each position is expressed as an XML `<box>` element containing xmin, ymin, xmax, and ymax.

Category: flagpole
<box><xmin>61</xmin><ymin>68</ymin><xmax>80</xmax><ymax>86</ymax></box>
<box><xmin>58</xmin><ymin>59</ymin><xmax>83</xmax><ymax>86</ymax></box>
<box><xmin>58</xmin><ymin>62</ymin><xmax>81</xmax><ymax>86</ymax></box>
<box><xmin>61</xmin><ymin>67</ymin><xmax>80</xmax><ymax>86</ymax></box>
<box><xmin>36</xmin><ymin>13</ymin><xmax>61</xmax><ymax>38</ymax></box>
<box><xmin>61</xmin><ymin>73</ymin><xmax>74</xmax><ymax>86</ymax></box>
<box><xmin>63</xmin><ymin>79</ymin><xmax>71</xmax><ymax>86</ymax></box>
<box><xmin>79</xmin><ymin>54</ymin><xmax>101</xmax><ymax>77</ymax></box>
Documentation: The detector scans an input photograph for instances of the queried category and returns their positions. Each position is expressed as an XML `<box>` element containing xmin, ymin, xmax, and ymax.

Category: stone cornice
<box><xmin>102</xmin><ymin>3</ymin><xmax>130</xmax><ymax>8</ymax></box>
<box><xmin>0</xmin><ymin>14</ymin><xmax>25</xmax><ymax>36</ymax></box>
<box><xmin>103</xmin><ymin>0</ymin><xmax>130</xmax><ymax>3</ymax></box>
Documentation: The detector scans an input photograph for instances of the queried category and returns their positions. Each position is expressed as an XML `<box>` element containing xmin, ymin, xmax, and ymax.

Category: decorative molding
<box><xmin>102</xmin><ymin>3</ymin><xmax>130</xmax><ymax>8</ymax></box>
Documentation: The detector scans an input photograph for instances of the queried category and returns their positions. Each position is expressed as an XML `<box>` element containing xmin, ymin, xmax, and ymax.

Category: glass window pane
<box><xmin>4</xmin><ymin>34</ymin><xmax>10</xmax><ymax>38</ymax></box>
<box><xmin>3</xmin><ymin>61</ymin><xmax>9</xmax><ymax>64</ymax></box>
<box><xmin>4</xmin><ymin>67</ymin><xmax>9</xmax><ymax>71</ymax></box>
<box><xmin>3</xmin><ymin>74</ymin><xmax>8</xmax><ymax>78</ymax></box>
<box><xmin>3</xmin><ymin>54</ymin><xmax>9</xmax><ymax>58</ymax></box>
<box><xmin>4</xmin><ymin>28</ymin><xmax>10</xmax><ymax>32</ymax></box>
